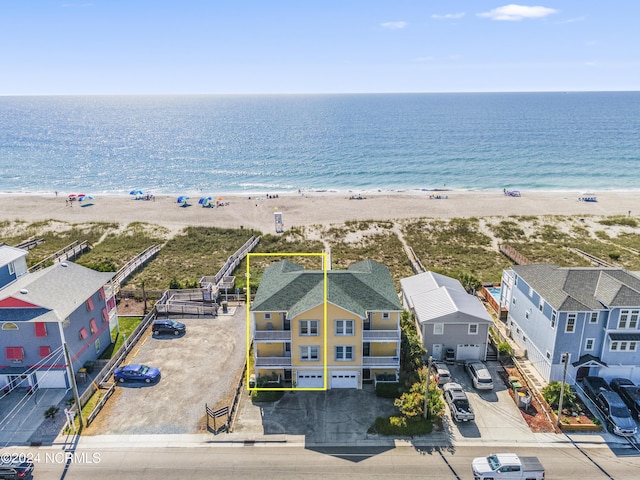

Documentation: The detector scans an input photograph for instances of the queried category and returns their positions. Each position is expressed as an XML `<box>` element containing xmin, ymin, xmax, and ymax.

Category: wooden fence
<box><xmin>28</xmin><ymin>240</ymin><xmax>90</xmax><ymax>272</ymax></box>
<box><xmin>112</xmin><ymin>244</ymin><xmax>162</xmax><ymax>294</ymax></box>
<box><xmin>499</xmin><ymin>244</ymin><xmax>532</xmax><ymax>265</ymax></box>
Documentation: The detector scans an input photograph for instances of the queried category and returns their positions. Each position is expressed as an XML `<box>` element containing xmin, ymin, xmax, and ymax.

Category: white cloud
<box><xmin>432</xmin><ymin>13</ymin><xmax>465</xmax><ymax>20</ymax></box>
<box><xmin>380</xmin><ymin>21</ymin><xmax>408</xmax><ymax>30</ymax></box>
<box><xmin>478</xmin><ymin>4</ymin><xmax>557</xmax><ymax>21</ymax></box>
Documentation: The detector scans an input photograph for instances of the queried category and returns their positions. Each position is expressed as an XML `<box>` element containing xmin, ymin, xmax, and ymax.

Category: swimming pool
<box><xmin>486</xmin><ymin>286</ymin><xmax>501</xmax><ymax>302</ymax></box>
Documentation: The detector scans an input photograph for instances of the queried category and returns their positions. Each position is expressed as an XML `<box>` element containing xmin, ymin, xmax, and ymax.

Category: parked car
<box><xmin>609</xmin><ymin>378</ymin><xmax>640</xmax><ymax>420</ymax></box>
<box><xmin>465</xmin><ymin>361</ymin><xmax>494</xmax><ymax>390</ymax></box>
<box><xmin>0</xmin><ymin>460</ymin><xmax>34</xmax><ymax>480</ymax></box>
<box><xmin>152</xmin><ymin>319</ymin><xmax>186</xmax><ymax>336</ymax></box>
<box><xmin>431</xmin><ymin>362</ymin><xmax>452</xmax><ymax>385</ymax></box>
<box><xmin>472</xmin><ymin>453</ymin><xmax>544</xmax><ymax>480</ymax></box>
<box><xmin>442</xmin><ymin>382</ymin><xmax>475</xmax><ymax>422</ymax></box>
<box><xmin>582</xmin><ymin>376</ymin><xmax>610</xmax><ymax>402</ymax></box>
<box><xmin>594</xmin><ymin>390</ymin><xmax>637</xmax><ymax>437</ymax></box>
<box><xmin>114</xmin><ymin>364</ymin><xmax>161</xmax><ymax>384</ymax></box>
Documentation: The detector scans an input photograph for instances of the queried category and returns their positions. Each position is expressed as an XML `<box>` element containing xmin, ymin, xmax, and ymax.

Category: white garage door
<box><xmin>456</xmin><ymin>344</ymin><xmax>482</xmax><ymax>361</ymax></box>
<box><xmin>330</xmin><ymin>371</ymin><xmax>358</xmax><ymax>389</ymax></box>
<box><xmin>297</xmin><ymin>372</ymin><xmax>324</xmax><ymax>388</ymax></box>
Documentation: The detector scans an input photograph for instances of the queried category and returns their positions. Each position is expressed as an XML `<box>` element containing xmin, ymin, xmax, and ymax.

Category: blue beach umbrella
<box><xmin>130</xmin><ymin>189</ymin><xmax>144</xmax><ymax>198</ymax></box>
<box><xmin>177</xmin><ymin>195</ymin><xmax>190</xmax><ymax>205</ymax></box>
<box><xmin>78</xmin><ymin>195</ymin><xmax>94</xmax><ymax>202</ymax></box>
<box><xmin>198</xmin><ymin>196</ymin><xmax>213</xmax><ymax>206</ymax></box>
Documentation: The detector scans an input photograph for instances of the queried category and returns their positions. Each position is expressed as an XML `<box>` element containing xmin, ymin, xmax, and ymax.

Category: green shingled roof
<box><xmin>252</xmin><ymin>259</ymin><xmax>401</xmax><ymax>318</ymax></box>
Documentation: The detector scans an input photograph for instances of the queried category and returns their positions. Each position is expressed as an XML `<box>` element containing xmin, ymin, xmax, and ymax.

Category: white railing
<box><xmin>255</xmin><ymin>356</ymin><xmax>292</xmax><ymax>367</ymax></box>
<box><xmin>363</xmin><ymin>330</ymin><xmax>401</xmax><ymax>341</ymax></box>
<box><xmin>254</xmin><ymin>330</ymin><xmax>292</xmax><ymax>342</ymax></box>
<box><xmin>362</xmin><ymin>356</ymin><xmax>400</xmax><ymax>367</ymax></box>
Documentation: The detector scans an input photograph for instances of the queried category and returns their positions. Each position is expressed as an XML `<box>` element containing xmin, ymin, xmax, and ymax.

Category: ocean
<box><xmin>0</xmin><ymin>92</ymin><xmax>639</xmax><ymax>195</ymax></box>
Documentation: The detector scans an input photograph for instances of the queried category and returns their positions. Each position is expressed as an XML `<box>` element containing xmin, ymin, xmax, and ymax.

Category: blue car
<box><xmin>114</xmin><ymin>364</ymin><xmax>161</xmax><ymax>384</ymax></box>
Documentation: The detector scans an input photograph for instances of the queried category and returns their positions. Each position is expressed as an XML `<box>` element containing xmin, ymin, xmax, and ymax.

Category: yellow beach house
<box><xmin>251</xmin><ymin>259</ymin><xmax>402</xmax><ymax>389</ymax></box>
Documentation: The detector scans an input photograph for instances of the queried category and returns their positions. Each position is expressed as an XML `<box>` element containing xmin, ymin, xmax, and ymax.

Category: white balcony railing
<box><xmin>362</xmin><ymin>330</ymin><xmax>401</xmax><ymax>342</ymax></box>
<box><xmin>254</xmin><ymin>330</ymin><xmax>292</xmax><ymax>342</ymax></box>
<box><xmin>362</xmin><ymin>356</ymin><xmax>400</xmax><ymax>367</ymax></box>
<box><xmin>255</xmin><ymin>356</ymin><xmax>292</xmax><ymax>367</ymax></box>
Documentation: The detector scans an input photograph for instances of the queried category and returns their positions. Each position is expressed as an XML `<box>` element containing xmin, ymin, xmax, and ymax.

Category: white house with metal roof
<box><xmin>400</xmin><ymin>271</ymin><xmax>493</xmax><ymax>362</ymax></box>
<box><xmin>0</xmin><ymin>246</ymin><xmax>117</xmax><ymax>390</ymax></box>
<box><xmin>502</xmin><ymin>264</ymin><xmax>640</xmax><ymax>384</ymax></box>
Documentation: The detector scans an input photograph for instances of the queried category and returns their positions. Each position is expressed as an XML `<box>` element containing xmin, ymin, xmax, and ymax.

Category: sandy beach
<box><xmin>0</xmin><ymin>191</ymin><xmax>637</xmax><ymax>234</ymax></box>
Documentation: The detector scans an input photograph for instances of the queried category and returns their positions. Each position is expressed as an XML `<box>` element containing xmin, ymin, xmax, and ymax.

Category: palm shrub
<box><xmin>542</xmin><ymin>381</ymin><xmax>576</xmax><ymax>411</ymax></box>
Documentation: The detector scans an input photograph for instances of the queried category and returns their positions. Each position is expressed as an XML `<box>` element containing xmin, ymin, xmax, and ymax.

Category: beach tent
<box><xmin>199</xmin><ymin>196</ymin><xmax>213</xmax><ymax>207</ymax></box>
<box><xmin>177</xmin><ymin>195</ymin><xmax>190</xmax><ymax>206</ymax></box>
<box><xmin>130</xmin><ymin>189</ymin><xmax>144</xmax><ymax>199</ymax></box>
<box><xmin>78</xmin><ymin>195</ymin><xmax>94</xmax><ymax>202</ymax></box>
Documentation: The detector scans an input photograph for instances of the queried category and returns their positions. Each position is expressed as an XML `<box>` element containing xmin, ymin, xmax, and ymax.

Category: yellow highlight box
<box><xmin>246</xmin><ymin>252</ymin><xmax>328</xmax><ymax>391</ymax></box>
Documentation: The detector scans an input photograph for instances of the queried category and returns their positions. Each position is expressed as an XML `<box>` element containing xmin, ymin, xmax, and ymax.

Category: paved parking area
<box><xmin>439</xmin><ymin>362</ymin><xmax>538</xmax><ymax>443</ymax></box>
<box><xmin>87</xmin><ymin>305</ymin><xmax>246</xmax><ymax>435</ymax></box>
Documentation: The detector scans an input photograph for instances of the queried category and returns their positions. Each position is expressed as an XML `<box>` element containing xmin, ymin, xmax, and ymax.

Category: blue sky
<box><xmin>1</xmin><ymin>1</ymin><xmax>638</xmax><ymax>94</ymax></box>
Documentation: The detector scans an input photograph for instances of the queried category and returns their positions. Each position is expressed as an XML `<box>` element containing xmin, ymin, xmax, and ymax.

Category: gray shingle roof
<box><xmin>512</xmin><ymin>264</ymin><xmax>640</xmax><ymax>310</ymax></box>
<box><xmin>252</xmin><ymin>259</ymin><xmax>401</xmax><ymax>318</ymax></box>
<box><xmin>0</xmin><ymin>261</ymin><xmax>114</xmax><ymax>322</ymax></box>
<box><xmin>0</xmin><ymin>245</ymin><xmax>27</xmax><ymax>266</ymax></box>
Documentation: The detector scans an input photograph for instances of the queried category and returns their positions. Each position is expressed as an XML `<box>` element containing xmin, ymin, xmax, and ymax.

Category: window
<box><xmin>300</xmin><ymin>346</ymin><xmax>319</xmax><ymax>361</ymax></box>
<box><xmin>2</xmin><ymin>322</ymin><xmax>18</xmax><ymax>330</ymax></box>
<box><xmin>468</xmin><ymin>324</ymin><xmax>478</xmax><ymax>335</ymax></box>
<box><xmin>39</xmin><ymin>346</ymin><xmax>51</xmax><ymax>358</ymax></box>
<box><xmin>86</xmin><ymin>297</ymin><xmax>94</xmax><ymax>312</ymax></box>
<box><xmin>620</xmin><ymin>342</ymin><xmax>627</xmax><ymax>351</ymax></box>
<box><xmin>382</xmin><ymin>312</ymin><xmax>390</xmax><ymax>319</ymax></box>
<box><xmin>546</xmin><ymin>351</ymin><xmax>551</xmax><ymax>359</ymax></box>
<box><xmin>512</xmin><ymin>297</ymin><xmax>517</xmax><ymax>305</ymax></box>
<box><xmin>566</xmin><ymin>313</ymin><xmax>576</xmax><ymax>333</ymax></box>
<box><xmin>264</xmin><ymin>313</ymin><xmax>271</xmax><ymax>320</ymax></box>
<box><xmin>585</xmin><ymin>338</ymin><xmax>595</xmax><ymax>351</ymax></box>
<box><xmin>539</xmin><ymin>299</ymin><xmax>544</xmax><ymax>312</ymax></box>
<box><xmin>98</xmin><ymin>287</ymin><xmax>105</xmax><ymax>300</ymax></box>
<box><xmin>589</xmin><ymin>312</ymin><xmax>598</xmax><ymax>324</ymax></box>
<box><xmin>335</xmin><ymin>345</ymin><xmax>354</xmax><ymax>361</ymax></box>
<box><xmin>619</xmin><ymin>309</ymin><xmax>640</xmax><ymax>329</ymax></box>
<box><xmin>300</xmin><ymin>320</ymin><xmax>318</xmax><ymax>336</ymax></box>
<box><xmin>611</xmin><ymin>341</ymin><xmax>618</xmax><ymax>351</ymax></box>
<box><xmin>107</xmin><ymin>296</ymin><xmax>116</xmax><ymax>311</ymax></box>
<box><xmin>8</xmin><ymin>261</ymin><xmax>16</xmax><ymax>274</ymax></box>
<box><xmin>551</xmin><ymin>310</ymin><xmax>557</xmax><ymax>329</ymax></box>
<box><xmin>90</xmin><ymin>318</ymin><xmax>98</xmax><ymax>334</ymax></box>
<box><xmin>79</xmin><ymin>327</ymin><xmax>89</xmax><ymax>340</ymax></box>
<box><xmin>6</xmin><ymin>346</ymin><xmax>24</xmax><ymax>361</ymax></box>
<box><xmin>525</xmin><ymin>310</ymin><xmax>530</xmax><ymax>320</ymax></box>
<box><xmin>335</xmin><ymin>320</ymin><xmax>354</xmax><ymax>336</ymax></box>
<box><xmin>528</xmin><ymin>286</ymin><xmax>533</xmax><ymax>298</ymax></box>
<box><xmin>35</xmin><ymin>322</ymin><xmax>47</xmax><ymax>337</ymax></box>
<box><xmin>102</xmin><ymin>307</ymin><xmax>109</xmax><ymax>323</ymax></box>
<box><xmin>631</xmin><ymin>342</ymin><xmax>638</xmax><ymax>351</ymax></box>
<box><xmin>95</xmin><ymin>338</ymin><xmax>101</xmax><ymax>354</ymax></box>
<box><xmin>433</xmin><ymin>323</ymin><xmax>444</xmax><ymax>335</ymax></box>
<box><xmin>609</xmin><ymin>340</ymin><xmax>637</xmax><ymax>352</ymax></box>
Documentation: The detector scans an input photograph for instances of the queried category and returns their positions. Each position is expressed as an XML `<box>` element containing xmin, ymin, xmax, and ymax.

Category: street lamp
<box><xmin>423</xmin><ymin>354</ymin><xmax>433</xmax><ymax>419</ymax></box>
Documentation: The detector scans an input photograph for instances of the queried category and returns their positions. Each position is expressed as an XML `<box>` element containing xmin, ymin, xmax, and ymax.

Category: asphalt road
<box><xmin>24</xmin><ymin>444</ymin><xmax>640</xmax><ymax>480</ymax></box>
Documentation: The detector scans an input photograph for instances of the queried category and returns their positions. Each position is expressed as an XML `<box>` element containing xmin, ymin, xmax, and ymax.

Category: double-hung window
<box><xmin>565</xmin><ymin>313</ymin><xmax>576</xmax><ymax>333</ymax></box>
<box><xmin>300</xmin><ymin>320</ymin><xmax>318</xmax><ymax>336</ymax></box>
<box><xmin>335</xmin><ymin>320</ymin><xmax>354</xmax><ymax>336</ymax></box>
<box><xmin>300</xmin><ymin>346</ymin><xmax>319</xmax><ymax>361</ymax></box>
<box><xmin>335</xmin><ymin>345</ymin><xmax>354</xmax><ymax>361</ymax></box>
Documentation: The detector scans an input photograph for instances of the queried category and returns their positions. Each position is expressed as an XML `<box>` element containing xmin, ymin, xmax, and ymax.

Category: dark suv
<box><xmin>610</xmin><ymin>377</ymin><xmax>640</xmax><ymax>419</ymax></box>
<box><xmin>0</xmin><ymin>460</ymin><xmax>34</xmax><ymax>480</ymax></box>
<box><xmin>152</xmin><ymin>319</ymin><xmax>186</xmax><ymax>336</ymax></box>
<box><xmin>595</xmin><ymin>390</ymin><xmax>637</xmax><ymax>436</ymax></box>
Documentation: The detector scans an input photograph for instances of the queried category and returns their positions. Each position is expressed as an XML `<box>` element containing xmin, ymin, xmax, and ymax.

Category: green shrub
<box><xmin>373</xmin><ymin>416</ymin><xmax>433</xmax><ymax>436</ymax></box>
<box><xmin>251</xmin><ymin>383</ymin><xmax>285</xmax><ymax>403</ymax></box>
<box><xmin>542</xmin><ymin>381</ymin><xmax>576</xmax><ymax>410</ymax></box>
<box><xmin>375</xmin><ymin>382</ymin><xmax>402</xmax><ymax>398</ymax></box>
<box><xmin>608</xmin><ymin>252</ymin><xmax>621</xmax><ymax>261</ymax></box>
<box><xmin>497</xmin><ymin>342</ymin><xmax>512</xmax><ymax>357</ymax></box>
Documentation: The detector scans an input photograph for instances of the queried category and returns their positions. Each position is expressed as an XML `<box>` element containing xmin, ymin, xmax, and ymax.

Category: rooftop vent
<box><xmin>19</xmin><ymin>289</ymin><xmax>28</xmax><ymax>294</ymax></box>
<box><xmin>61</xmin><ymin>262</ymin><xmax>68</xmax><ymax>267</ymax></box>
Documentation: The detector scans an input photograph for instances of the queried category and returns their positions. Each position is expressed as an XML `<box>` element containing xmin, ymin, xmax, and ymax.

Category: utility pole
<box><xmin>423</xmin><ymin>355</ymin><xmax>433</xmax><ymax>420</ymax></box>
<box><xmin>63</xmin><ymin>342</ymin><xmax>84</xmax><ymax>429</ymax></box>
<box><xmin>557</xmin><ymin>352</ymin><xmax>570</xmax><ymax>428</ymax></box>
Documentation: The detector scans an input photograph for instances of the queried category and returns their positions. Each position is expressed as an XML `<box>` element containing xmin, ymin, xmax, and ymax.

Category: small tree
<box><xmin>400</xmin><ymin>311</ymin><xmax>426</xmax><ymax>374</ymax></box>
<box><xmin>394</xmin><ymin>367</ymin><xmax>444</xmax><ymax>420</ymax></box>
<box><xmin>44</xmin><ymin>406</ymin><xmax>59</xmax><ymax>420</ymax></box>
<box><xmin>497</xmin><ymin>341</ymin><xmax>512</xmax><ymax>358</ymax></box>
<box><xmin>542</xmin><ymin>381</ymin><xmax>576</xmax><ymax>411</ymax></box>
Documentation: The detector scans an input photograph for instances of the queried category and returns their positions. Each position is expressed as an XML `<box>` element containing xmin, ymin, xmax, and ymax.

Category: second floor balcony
<box><xmin>254</xmin><ymin>330</ymin><xmax>292</xmax><ymax>342</ymax></box>
<box><xmin>362</xmin><ymin>356</ymin><xmax>400</xmax><ymax>368</ymax></box>
<box><xmin>362</xmin><ymin>329</ymin><xmax>400</xmax><ymax>342</ymax></box>
<box><xmin>255</xmin><ymin>356</ymin><xmax>292</xmax><ymax>367</ymax></box>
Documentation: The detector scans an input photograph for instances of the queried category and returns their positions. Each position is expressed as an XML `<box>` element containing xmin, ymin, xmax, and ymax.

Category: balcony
<box><xmin>254</xmin><ymin>330</ymin><xmax>292</xmax><ymax>342</ymax></box>
<box><xmin>362</xmin><ymin>356</ymin><xmax>400</xmax><ymax>368</ymax></box>
<box><xmin>362</xmin><ymin>330</ymin><xmax>401</xmax><ymax>342</ymax></box>
<box><xmin>255</xmin><ymin>356</ymin><xmax>292</xmax><ymax>367</ymax></box>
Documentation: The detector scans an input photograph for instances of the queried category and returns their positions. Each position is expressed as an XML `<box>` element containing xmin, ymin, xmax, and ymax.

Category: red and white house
<box><xmin>0</xmin><ymin>246</ymin><xmax>117</xmax><ymax>390</ymax></box>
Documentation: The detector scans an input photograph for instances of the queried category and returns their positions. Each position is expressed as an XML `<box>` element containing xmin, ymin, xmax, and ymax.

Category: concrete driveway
<box><xmin>233</xmin><ymin>388</ymin><xmax>398</xmax><ymax>445</ymax></box>
<box><xmin>440</xmin><ymin>362</ymin><xmax>538</xmax><ymax>443</ymax></box>
<box><xmin>87</xmin><ymin>305</ymin><xmax>246</xmax><ymax>435</ymax></box>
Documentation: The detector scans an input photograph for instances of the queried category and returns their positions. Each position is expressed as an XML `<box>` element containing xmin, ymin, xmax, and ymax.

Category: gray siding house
<box><xmin>400</xmin><ymin>271</ymin><xmax>493</xmax><ymax>361</ymax></box>
<box><xmin>0</xmin><ymin>246</ymin><xmax>117</xmax><ymax>390</ymax></box>
<box><xmin>502</xmin><ymin>264</ymin><xmax>640</xmax><ymax>384</ymax></box>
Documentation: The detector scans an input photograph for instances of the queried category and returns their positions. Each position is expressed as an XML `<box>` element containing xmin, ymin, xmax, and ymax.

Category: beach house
<box><xmin>501</xmin><ymin>264</ymin><xmax>640</xmax><ymax>384</ymax></box>
<box><xmin>400</xmin><ymin>271</ymin><xmax>493</xmax><ymax>362</ymax></box>
<box><xmin>251</xmin><ymin>259</ymin><xmax>402</xmax><ymax>389</ymax></box>
<box><xmin>0</xmin><ymin>245</ymin><xmax>118</xmax><ymax>391</ymax></box>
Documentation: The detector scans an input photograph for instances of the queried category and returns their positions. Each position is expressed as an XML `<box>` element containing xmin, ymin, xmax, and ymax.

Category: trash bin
<box><xmin>83</xmin><ymin>361</ymin><xmax>95</xmax><ymax>374</ymax></box>
<box><xmin>221</xmin><ymin>301</ymin><xmax>228</xmax><ymax>314</ymax></box>
<box><xmin>249</xmin><ymin>374</ymin><xmax>256</xmax><ymax>388</ymax></box>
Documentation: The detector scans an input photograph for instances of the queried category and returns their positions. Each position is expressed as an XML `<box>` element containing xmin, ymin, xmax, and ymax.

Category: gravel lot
<box><xmin>86</xmin><ymin>304</ymin><xmax>247</xmax><ymax>435</ymax></box>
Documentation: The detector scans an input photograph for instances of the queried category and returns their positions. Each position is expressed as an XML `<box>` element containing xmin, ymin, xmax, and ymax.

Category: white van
<box><xmin>465</xmin><ymin>361</ymin><xmax>494</xmax><ymax>390</ymax></box>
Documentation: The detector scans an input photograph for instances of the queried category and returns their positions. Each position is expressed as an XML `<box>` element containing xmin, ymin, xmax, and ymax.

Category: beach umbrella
<box><xmin>177</xmin><ymin>195</ymin><xmax>190</xmax><ymax>204</ymax></box>
<box><xmin>129</xmin><ymin>189</ymin><xmax>144</xmax><ymax>197</ymax></box>
<box><xmin>78</xmin><ymin>195</ymin><xmax>94</xmax><ymax>202</ymax></box>
<box><xmin>216</xmin><ymin>196</ymin><xmax>224</xmax><ymax>201</ymax></box>
<box><xmin>199</xmin><ymin>196</ymin><xmax>212</xmax><ymax>206</ymax></box>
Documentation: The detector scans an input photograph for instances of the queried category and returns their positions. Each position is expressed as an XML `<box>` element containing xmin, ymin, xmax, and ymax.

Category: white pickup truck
<box><xmin>472</xmin><ymin>453</ymin><xmax>545</xmax><ymax>480</ymax></box>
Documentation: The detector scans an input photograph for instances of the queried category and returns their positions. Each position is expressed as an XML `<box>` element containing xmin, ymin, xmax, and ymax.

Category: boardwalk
<box><xmin>28</xmin><ymin>240</ymin><xmax>90</xmax><ymax>272</ymax></box>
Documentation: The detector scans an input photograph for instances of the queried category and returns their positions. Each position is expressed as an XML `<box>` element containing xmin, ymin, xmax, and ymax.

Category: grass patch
<box><xmin>375</xmin><ymin>382</ymin><xmax>403</xmax><ymax>399</ymax></box>
<box><xmin>372</xmin><ymin>416</ymin><xmax>434</xmax><ymax>436</ymax></box>
<box><xmin>251</xmin><ymin>384</ymin><xmax>285</xmax><ymax>403</ymax></box>
<box><xmin>599</xmin><ymin>216</ymin><xmax>638</xmax><ymax>227</ymax></box>
<box><xmin>100</xmin><ymin>316</ymin><xmax>143</xmax><ymax>359</ymax></box>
